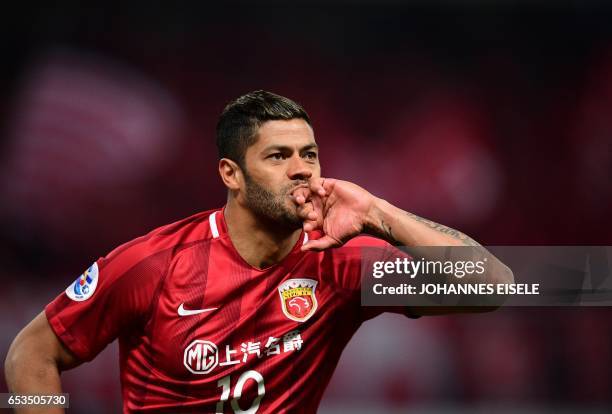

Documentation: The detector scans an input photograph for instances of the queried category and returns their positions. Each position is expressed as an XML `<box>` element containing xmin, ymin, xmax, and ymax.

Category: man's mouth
<box><xmin>288</xmin><ymin>184</ymin><xmax>311</xmax><ymax>203</ymax></box>
<box><xmin>291</xmin><ymin>184</ymin><xmax>309</xmax><ymax>192</ymax></box>
<box><xmin>290</xmin><ymin>184</ymin><xmax>309</xmax><ymax>196</ymax></box>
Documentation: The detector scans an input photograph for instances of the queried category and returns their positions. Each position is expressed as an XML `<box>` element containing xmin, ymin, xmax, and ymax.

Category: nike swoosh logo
<box><xmin>178</xmin><ymin>303</ymin><xmax>218</xmax><ymax>316</ymax></box>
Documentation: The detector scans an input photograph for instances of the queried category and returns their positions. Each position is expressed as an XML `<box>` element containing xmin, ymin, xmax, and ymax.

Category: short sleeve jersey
<box><xmin>45</xmin><ymin>208</ymin><xmax>418</xmax><ymax>413</ymax></box>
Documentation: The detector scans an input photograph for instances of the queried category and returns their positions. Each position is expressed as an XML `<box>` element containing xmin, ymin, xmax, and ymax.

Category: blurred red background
<box><xmin>0</xmin><ymin>2</ymin><xmax>611</xmax><ymax>413</ymax></box>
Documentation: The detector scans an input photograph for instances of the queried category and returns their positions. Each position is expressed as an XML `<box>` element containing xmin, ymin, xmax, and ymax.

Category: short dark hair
<box><xmin>216</xmin><ymin>90</ymin><xmax>311</xmax><ymax>168</ymax></box>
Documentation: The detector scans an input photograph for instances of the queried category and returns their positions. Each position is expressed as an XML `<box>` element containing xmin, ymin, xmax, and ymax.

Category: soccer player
<box><xmin>5</xmin><ymin>91</ymin><xmax>512</xmax><ymax>413</ymax></box>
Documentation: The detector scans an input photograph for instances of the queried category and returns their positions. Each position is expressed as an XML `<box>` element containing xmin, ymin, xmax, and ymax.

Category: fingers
<box><xmin>291</xmin><ymin>178</ymin><xmax>330</xmax><ymax>236</ymax></box>
<box><xmin>298</xmin><ymin>207</ymin><xmax>318</xmax><ymax>223</ymax></box>
<box><xmin>291</xmin><ymin>178</ymin><xmax>330</xmax><ymax>204</ymax></box>
<box><xmin>297</xmin><ymin>201</ymin><xmax>320</xmax><ymax>233</ymax></box>
<box><xmin>292</xmin><ymin>187</ymin><xmax>310</xmax><ymax>205</ymax></box>
<box><xmin>303</xmin><ymin>220</ymin><xmax>317</xmax><ymax>232</ymax></box>
<box><xmin>309</xmin><ymin>177</ymin><xmax>327</xmax><ymax>197</ymax></box>
<box><xmin>301</xmin><ymin>235</ymin><xmax>340</xmax><ymax>252</ymax></box>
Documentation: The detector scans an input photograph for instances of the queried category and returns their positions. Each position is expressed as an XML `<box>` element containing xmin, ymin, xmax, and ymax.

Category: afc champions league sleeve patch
<box><xmin>65</xmin><ymin>263</ymin><xmax>99</xmax><ymax>302</ymax></box>
<box><xmin>278</xmin><ymin>278</ymin><xmax>318</xmax><ymax>322</ymax></box>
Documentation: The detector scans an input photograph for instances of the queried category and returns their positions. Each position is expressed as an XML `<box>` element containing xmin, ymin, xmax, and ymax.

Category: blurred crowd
<box><xmin>0</xmin><ymin>3</ymin><xmax>611</xmax><ymax>412</ymax></box>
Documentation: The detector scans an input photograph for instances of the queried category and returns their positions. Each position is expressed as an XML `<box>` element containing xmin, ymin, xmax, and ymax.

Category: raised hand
<box><xmin>293</xmin><ymin>178</ymin><xmax>376</xmax><ymax>251</ymax></box>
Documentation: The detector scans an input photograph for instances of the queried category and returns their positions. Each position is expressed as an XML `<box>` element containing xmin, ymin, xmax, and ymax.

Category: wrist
<box><xmin>363</xmin><ymin>197</ymin><xmax>395</xmax><ymax>241</ymax></box>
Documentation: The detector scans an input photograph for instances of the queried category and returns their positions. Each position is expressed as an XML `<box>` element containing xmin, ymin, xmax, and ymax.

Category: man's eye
<box><xmin>304</xmin><ymin>152</ymin><xmax>317</xmax><ymax>160</ymax></box>
<box><xmin>270</xmin><ymin>153</ymin><xmax>284</xmax><ymax>160</ymax></box>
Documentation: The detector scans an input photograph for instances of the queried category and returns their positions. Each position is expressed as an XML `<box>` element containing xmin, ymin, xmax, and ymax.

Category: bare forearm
<box><xmin>5</xmin><ymin>364</ymin><xmax>65</xmax><ymax>413</ymax></box>
<box><xmin>5</xmin><ymin>333</ymin><xmax>65</xmax><ymax>413</ymax></box>
<box><xmin>364</xmin><ymin>198</ymin><xmax>513</xmax><ymax>285</ymax></box>
<box><xmin>365</xmin><ymin>198</ymin><xmax>480</xmax><ymax>247</ymax></box>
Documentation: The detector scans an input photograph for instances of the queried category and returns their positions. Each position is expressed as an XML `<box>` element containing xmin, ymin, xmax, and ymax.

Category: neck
<box><xmin>224</xmin><ymin>198</ymin><xmax>302</xmax><ymax>270</ymax></box>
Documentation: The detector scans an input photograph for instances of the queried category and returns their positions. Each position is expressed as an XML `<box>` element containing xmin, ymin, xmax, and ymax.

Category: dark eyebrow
<box><xmin>263</xmin><ymin>143</ymin><xmax>318</xmax><ymax>153</ymax></box>
<box><xmin>300</xmin><ymin>144</ymin><xmax>319</xmax><ymax>152</ymax></box>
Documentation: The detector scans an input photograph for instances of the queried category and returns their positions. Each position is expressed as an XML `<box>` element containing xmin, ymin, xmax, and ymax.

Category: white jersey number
<box><xmin>216</xmin><ymin>370</ymin><xmax>265</xmax><ymax>414</ymax></box>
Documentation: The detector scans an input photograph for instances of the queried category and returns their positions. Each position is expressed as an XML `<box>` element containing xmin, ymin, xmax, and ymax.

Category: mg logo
<box><xmin>184</xmin><ymin>340</ymin><xmax>218</xmax><ymax>374</ymax></box>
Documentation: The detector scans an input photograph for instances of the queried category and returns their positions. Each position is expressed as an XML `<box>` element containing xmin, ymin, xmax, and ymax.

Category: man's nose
<box><xmin>287</xmin><ymin>155</ymin><xmax>312</xmax><ymax>181</ymax></box>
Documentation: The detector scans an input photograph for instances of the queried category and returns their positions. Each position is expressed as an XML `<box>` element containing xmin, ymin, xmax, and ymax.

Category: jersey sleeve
<box><xmin>325</xmin><ymin>235</ymin><xmax>421</xmax><ymax>321</ymax></box>
<box><xmin>44</xmin><ymin>239</ymin><xmax>170</xmax><ymax>361</ymax></box>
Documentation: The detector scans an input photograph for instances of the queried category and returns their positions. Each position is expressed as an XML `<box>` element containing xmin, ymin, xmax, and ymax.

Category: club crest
<box><xmin>278</xmin><ymin>278</ymin><xmax>318</xmax><ymax>322</ymax></box>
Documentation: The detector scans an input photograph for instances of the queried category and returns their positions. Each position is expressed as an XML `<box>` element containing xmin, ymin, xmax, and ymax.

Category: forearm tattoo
<box><xmin>405</xmin><ymin>212</ymin><xmax>482</xmax><ymax>247</ymax></box>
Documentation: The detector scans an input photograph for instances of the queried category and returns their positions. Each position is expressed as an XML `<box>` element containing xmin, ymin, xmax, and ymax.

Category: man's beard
<box><xmin>244</xmin><ymin>173</ymin><xmax>305</xmax><ymax>230</ymax></box>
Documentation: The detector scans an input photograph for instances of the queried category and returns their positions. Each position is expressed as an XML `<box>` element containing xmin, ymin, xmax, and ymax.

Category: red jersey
<box><xmin>45</xmin><ymin>208</ymin><xmax>418</xmax><ymax>413</ymax></box>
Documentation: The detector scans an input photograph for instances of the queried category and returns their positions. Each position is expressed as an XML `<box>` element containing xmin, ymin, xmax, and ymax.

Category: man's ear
<box><xmin>218</xmin><ymin>158</ymin><xmax>243</xmax><ymax>191</ymax></box>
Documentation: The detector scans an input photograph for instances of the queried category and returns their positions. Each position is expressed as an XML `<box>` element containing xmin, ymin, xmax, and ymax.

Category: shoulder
<box><xmin>343</xmin><ymin>235</ymin><xmax>390</xmax><ymax>248</ymax></box>
<box><xmin>100</xmin><ymin>208</ymin><xmax>221</xmax><ymax>277</ymax></box>
<box><xmin>315</xmin><ymin>234</ymin><xmax>391</xmax><ymax>269</ymax></box>
<box><xmin>309</xmin><ymin>234</ymin><xmax>391</xmax><ymax>293</ymax></box>
<box><xmin>331</xmin><ymin>234</ymin><xmax>391</xmax><ymax>259</ymax></box>
<box><xmin>316</xmin><ymin>234</ymin><xmax>399</xmax><ymax>277</ymax></box>
<box><xmin>308</xmin><ymin>231</ymin><xmax>389</xmax><ymax>250</ymax></box>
